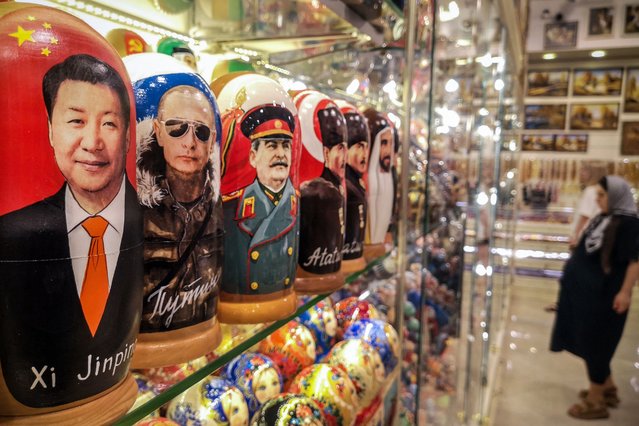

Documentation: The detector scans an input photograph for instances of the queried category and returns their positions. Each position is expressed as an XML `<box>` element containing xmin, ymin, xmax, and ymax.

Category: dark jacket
<box><xmin>141</xmin><ymin>177</ymin><xmax>223</xmax><ymax>332</ymax></box>
<box><xmin>0</xmin><ymin>181</ymin><xmax>143</xmax><ymax>408</ymax></box>
<box><xmin>343</xmin><ymin>165</ymin><xmax>367</xmax><ymax>260</ymax></box>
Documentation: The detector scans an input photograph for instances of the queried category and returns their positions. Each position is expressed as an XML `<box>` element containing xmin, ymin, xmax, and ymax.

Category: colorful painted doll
<box><xmin>211</xmin><ymin>73</ymin><xmax>301</xmax><ymax>324</ymax></box>
<box><xmin>343</xmin><ymin>319</ymin><xmax>399</xmax><ymax>376</ymax></box>
<box><xmin>333</xmin><ymin>297</ymin><xmax>380</xmax><ymax>339</ymax></box>
<box><xmin>335</xmin><ymin>100</ymin><xmax>370</xmax><ymax>273</ymax></box>
<box><xmin>258</xmin><ymin>320</ymin><xmax>316</xmax><ymax>389</ymax></box>
<box><xmin>289</xmin><ymin>364</ymin><xmax>359</xmax><ymax>426</ymax></box>
<box><xmin>327</xmin><ymin>339</ymin><xmax>385</xmax><ymax>407</ymax></box>
<box><xmin>0</xmin><ymin>4</ymin><xmax>142</xmax><ymax>422</ymax></box>
<box><xmin>292</xmin><ymin>90</ymin><xmax>347</xmax><ymax>294</ymax></box>
<box><xmin>297</xmin><ymin>298</ymin><xmax>337</xmax><ymax>361</ymax></box>
<box><xmin>224</xmin><ymin>353</ymin><xmax>283</xmax><ymax>417</ymax></box>
<box><xmin>105</xmin><ymin>28</ymin><xmax>151</xmax><ymax>57</ymax></box>
<box><xmin>124</xmin><ymin>52</ymin><xmax>223</xmax><ymax>367</ymax></box>
<box><xmin>362</xmin><ymin>108</ymin><xmax>395</xmax><ymax>260</ymax></box>
<box><xmin>250</xmin><ymin>393</ymin><xmax>327</xmax><ymax>426</ymax></box>
<box><xmin>167</xmin><ymin>376</ymin><xmax>249</xmax><ymax>426</ymax></box>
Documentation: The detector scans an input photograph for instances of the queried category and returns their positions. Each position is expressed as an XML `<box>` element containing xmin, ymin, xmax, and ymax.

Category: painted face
<box><xmin>49</xmin><ymin>80</ymin><xmax>128</xmax><ymax>211</ymax></box>
<box><xmin>596</xmin><ymin>185</ymin><xmax>608</xmax><ymax>213</ymax></box>
<box><xmin>226</xmin><ymin>388</ymin><xmax>249</xmax><ymax>426</ymax></box>
<box><xmin>253</xmin><ymin>367</ymin><xmax>281</xmax><ymax>404</ymax></box>
<box><xmin>323</xmin><ymin>310</ymin><xmax>337</xmax><ymax>337</ymax></box>
<box><xmin>324</xmin><ymin>142</ymin><xmax>347</xmax><ymax>181</ymax></box>
<box><xmin>347</xmin><ymin>140</ymin><xmax>368</xmax><ymax>175</ymax></box>
<box><xmin>154</xmin><ymin>87</ymin><xmax>214</xmax><ymax>179</ymax></box>
<box><xmin>378</xmin><ymin>128</ymin><xmax>393</xmax><ymax>172</ymax></box>
<box><xmin>250</xmin><ymin>138</ymin><xmax>292</xmax><ymax>191</ymax></box>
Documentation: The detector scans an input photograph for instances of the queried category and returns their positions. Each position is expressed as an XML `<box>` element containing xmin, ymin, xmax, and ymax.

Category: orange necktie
<box><xmin>80</xmin><ymin>216</ymin><xmax>109</xmax><ymax>337</ymax></box>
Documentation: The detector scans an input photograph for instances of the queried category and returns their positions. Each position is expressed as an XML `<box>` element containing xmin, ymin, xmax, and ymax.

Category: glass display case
<box><xmin>1</xmin><ymin>1</ymin><xmax>525</xmax><ymax>424</ymax></box>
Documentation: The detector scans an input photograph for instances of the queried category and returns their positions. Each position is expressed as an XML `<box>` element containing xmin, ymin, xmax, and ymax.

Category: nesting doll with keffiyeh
<box><xmin>0</xmin><ymin>4</ymin><xmax>142</xmax><ymax>422</ymax></box>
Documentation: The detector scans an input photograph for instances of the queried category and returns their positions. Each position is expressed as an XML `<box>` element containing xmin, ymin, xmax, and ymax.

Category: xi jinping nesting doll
<box><xmin>124</xmin><ymin>53</ymin><xmax>224</xmax><ymax>368</ymax></box>
<box><xmin>293</xmin><ymin>90</ymin><xmax>347</xmax><ymax>294</ymax></box>
<box><xmin>362</xmin><ymin>108</ymin><xmax>395</xmax><ymax>260</ymax></box>
<box><xmin>0</xmin><ymin>4</ymin><xmax>142</xmax><ymax>423</ymax></box>
<box><xmin>336</xmin><ymin>100</ymin><xmax>369</xmax><ymax>273</ymax></box>
<box><xmin>211</xmin><ymin>73</ymin><xmax>300</xmax><ymax>323</ymax></box>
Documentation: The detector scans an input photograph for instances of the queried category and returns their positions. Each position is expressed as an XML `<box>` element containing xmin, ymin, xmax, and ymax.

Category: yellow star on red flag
<box><xmin>42</xmin><ymin>22</ymin><xmax>52</xmax><ymax>30</ymax></box>
<box><xmin>27</xmin><ymin>16</ymin><xmax>36</xmax><ymax>22</ymax></box>
<box><xmin>50</xmin><ymin>36</ymin><xmax>59</xmax><ymax>45</ymax></box>
<box><xmin>9</xmin><ymin>25</ymin><xmax>35</xmax><ymax>47</ymax></box>
<box><xmin>41</xmin><ymin>47</ymin><xmax>51</xmax><ymax>57</ymax></box>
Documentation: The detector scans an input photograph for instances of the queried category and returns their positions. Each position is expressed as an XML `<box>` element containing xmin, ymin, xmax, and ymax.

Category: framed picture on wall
<box><xmin>621</xmin><ymin>122</ymin><xmax>639</xmax><ymax>154</ymax></box>
<box><xmin>572</xmin><ymin>68</ymin><xmax>623</xmax><ymax>96</ymax></box>
<box><xmin>522</xmin><ymin>134</ymin><xmax>555</xmax><ymax>151</ymax></box>
<box><xmin>624</xmin><ymin>5</ymin><xmax>639</xmax><ymax>34</ymax></box>
<box><xmin>588</xmin><ymin>7</ymin><xmax>614</xmax><ymax>36</ymax></box>
<box><xmin>526</xmin><ymin>70</ymin><xmax>569</xmax><ymax>96</ymax></box>
<box><xmin>569</xmin><ymin>103</ymin><xmax>619</xmax><ymax>130</ymax></box>
<box><xmin>525</xmin><ymin>104</ymin><xmax>567</xmax><ymax>129</ymax></box>
<box><xmin>555</xmin><ymin>134</ymin><xmax>588</xmax><ymax>152</ymax></box>
<box><xmin>624</xmin><ymin>68</ymin><xmax>639</xmax><ymax>112</ymax></box>
<box><xmin>544</xmin><ymin>21</ymin><xmax>578</xmax><ymax>49</ymax></box>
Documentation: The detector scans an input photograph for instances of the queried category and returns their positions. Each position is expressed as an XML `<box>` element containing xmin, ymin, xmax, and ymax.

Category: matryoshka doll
<box><xmin>362</xmin><ymin>108</ymin><xmax>395</xmax><ymax>261</ymax></box>
<box><xmin>343</xmin><ymin>319</ymin><xmax>400</xmax><ymax>377</ymax></box>
<box><xmin>167</xmin><ymin>376</ymin><xmax>249</xmax><ymax>426</ymax></box>
<box><xmin>297</xmin><ymin>298</ymin><xmax>337</xmax><ymax>361</ymax></box>
<box><xmin>335</xmin><ymin>100</ymin><xmax>369</xmax><ymax>273</ymax></box>
<box><xmin>326</xmin><ymin>339</ymin><xmax>385</xmax><ymax>409</ymax></box>
<box><xmin>105</xmin><ymin>28</ymin><xmax>151</xmax><ymax>58</ymax></box>
<box><xmin>289</xmin><ymin>364</ymin><xmax>359</xmax><ymax>426</ymax></box>
<box><xmin>250</xmin><ymin>393</ymin><xmax>327</xmax><ymax>426</ymax></box>
<box><xmin>333</xmin><ymin>297</ymin><xmax>380</xmax><ymax>339</ymax></box>
<box><xmin>124</xmin><ymin>52</ymin><xmax>223</xmax><ymax>368</ymax></box>
<box><xmin>0</xmin><ymin>4</ymin><xmax>142</xmax><ymax>423</ymax></box>
<box><xmin>292</xmin><ymin>90</ymin><xmax>347</xmax><ymax>294</ymax></box>
<box><xmin>257</xmin><ymin>320</ymin><xmax>316</xmax><ymax>389</ymax></box>
<box><xmin>211</xmin><ymin>73</ymin><xmax>301</xmax><ymax>324</ymax></box>
<box><xmin>224</xmin><ymin>353</ymin><xmax>283</xmax><ymax>417</ymax></box>
<box><xmin>157</xmin><ymin>37</ymin><xmax>198</xmax><ymax>71</ymax></box>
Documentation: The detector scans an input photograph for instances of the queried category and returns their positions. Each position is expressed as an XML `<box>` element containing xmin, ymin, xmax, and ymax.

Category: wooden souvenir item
<box><xmin>0</xmin><ymin>4</ymin><xmax>142</xmax><ymax>423</ymax></box>
<box><xmin>362</xmin><ymin>108</ymin><xmax>396</xmax><ymax>261</ymax></box>
<box><xmin>211</xmin><ymin>72</ymin><xmax>300</xmax><ymax>323</ymax></box>
<box><xmin>336</xmin><ymin>100</ymin><xmax>369</xmax><ymax>273</ymax></box>
<box><xmin>124</xmin><ymin>53</ymin><xmax>223</xmax><ymax>368</ymax></box>
<box><xmin>105</xmin><ymin>28</ymin><xmax>152</xmax><ymax>58</ymax></box>
<box><xmin>292</xmin><ymin>90</ymin><xmax>347</xmax><ymax>294</ymax></box>
<box><xmin>157</xmin><ymin>37</ymin><xmax>197</xmax><ymax>71</ymax></box>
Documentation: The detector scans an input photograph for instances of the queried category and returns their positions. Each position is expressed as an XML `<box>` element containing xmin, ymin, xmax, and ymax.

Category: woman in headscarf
<box><xmin>550</xmin><ymin>175</ymin><xmax>639</xmax><ymax>419</ymax></box>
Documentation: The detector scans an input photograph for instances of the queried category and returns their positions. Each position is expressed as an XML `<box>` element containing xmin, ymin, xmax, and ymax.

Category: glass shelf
<box><xmin>115</xmin><ymin>252</ymin><xmax>391</xmax><ymax>425</ymax></box>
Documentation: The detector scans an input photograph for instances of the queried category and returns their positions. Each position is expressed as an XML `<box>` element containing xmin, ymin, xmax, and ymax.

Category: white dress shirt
<box><xmin>66</xmin><ymin>178</ymin><xmax>126</xmax><ymax>297</ymax></box>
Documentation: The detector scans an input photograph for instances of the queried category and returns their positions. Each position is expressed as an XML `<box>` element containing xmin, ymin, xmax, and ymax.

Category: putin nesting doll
<box><xmin>124</xmin><ymin>53</ymin><xmax>224</xmax><ymax>368</ymax></box>
<box><xmin>293</xmin><ymin>90</ymin><xmax>347</xmax><ymax>294</ymax></box>
<box><xmin>0</xmin><ymin>4</ymin><xmax>142</xmax><ymax>423</ymax></box>
<box><xmin>211</xmin><ymin>72</ymin><xmax>300</xmax><ymax>323</ymax></box>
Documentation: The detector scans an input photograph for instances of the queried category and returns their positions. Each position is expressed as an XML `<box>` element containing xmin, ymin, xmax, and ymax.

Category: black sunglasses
<box><xmin>159</xmin><ymin>118</ymin><xmax>212</xmax><ymax>142</ymax></box>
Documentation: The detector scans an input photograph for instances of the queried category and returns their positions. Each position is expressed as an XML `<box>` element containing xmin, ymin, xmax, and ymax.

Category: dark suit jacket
<box><xmin>344</xmin><ymin>165</ymin><xmax>367</xmax><ymax>260</ymax></box>
<box><xmin>0</xmin><ymin>180</ymin><xmax>143</xmax><ymax>408</ymax></box>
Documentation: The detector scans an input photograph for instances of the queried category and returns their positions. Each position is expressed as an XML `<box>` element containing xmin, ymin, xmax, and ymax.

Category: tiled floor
<box><xmin>491</xmin><ymin>276</ymin><xmax>639</xmax><ymax>425</ymax></box>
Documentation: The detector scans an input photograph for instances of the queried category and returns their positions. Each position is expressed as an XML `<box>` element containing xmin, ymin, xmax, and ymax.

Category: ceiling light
<box><xmin>591</xmin><ymin>50</ymin><xmax>606</xmax><ymax>58</ymax></box>
<box><xmin>542</xmin><ymin>53</ymin><xmax>557</xmax><ymax>60</ymax></box>
<box><xmin>445</xmin><ymin>78</ymin><xmax>459</xmax><ymax>92</ymax></box>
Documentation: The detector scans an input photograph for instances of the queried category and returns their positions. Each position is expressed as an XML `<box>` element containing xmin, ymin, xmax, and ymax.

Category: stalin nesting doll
<box><xmin>0</xmin><ymin>4</ymin><xmax>142</xmax><ymax>423</ymax></box>
<box><xmin>293</xmin><ymin>90</ymin><xmax>347</xmax><ymax>294</ymax></box>
<box><xmin>362</xmin><ymin>108</ymin><xmax>396</xmax><ymax>261</ymax></box>
<box><xmin>211</xmin><ymin>72</ymin><xmax>301</xmax><ymax>324</ymax></box>
<box><xmin>124</xmin><ymin>53</ymin><xmax>224</xmax><ymax>368</ymax></box>
<box><xmin>336</xmin><ymin>100</ymin><xmax>369</xmax><ymax>273</ymax></box>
